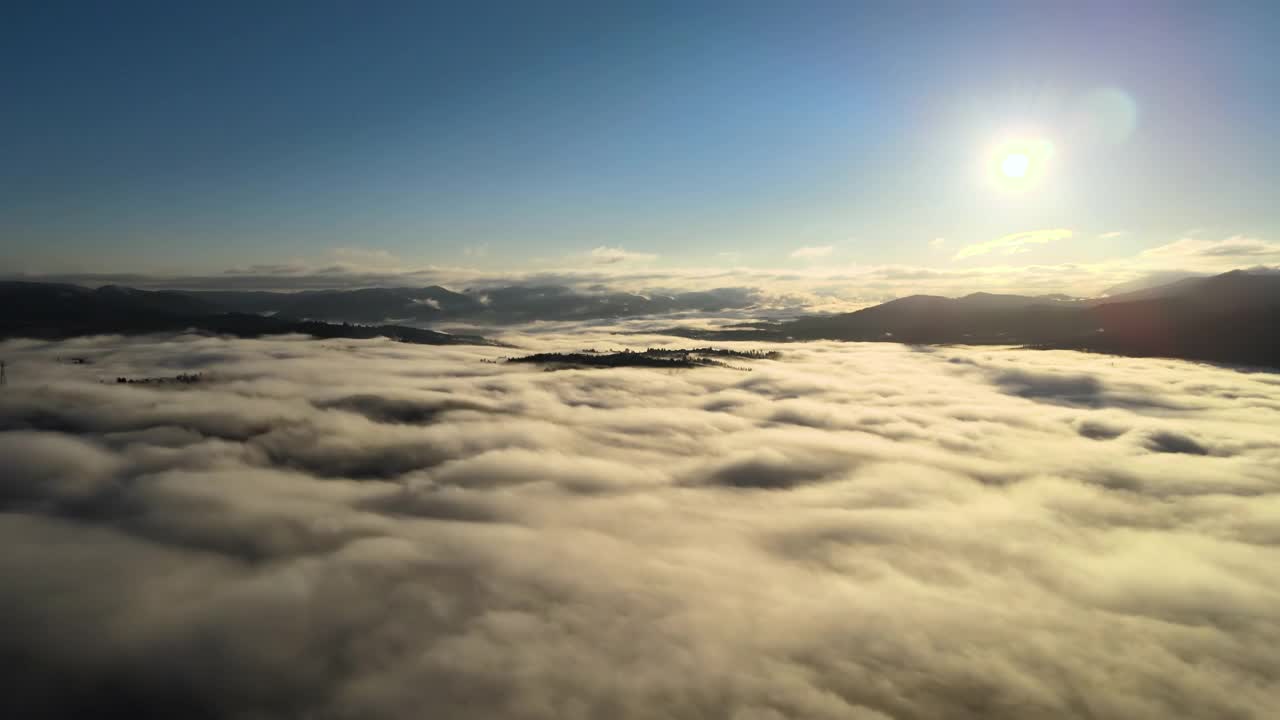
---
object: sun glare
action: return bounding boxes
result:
[988,136,1054,192]
[1001,152,1030,178]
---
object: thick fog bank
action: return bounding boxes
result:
[1,329,1278,719]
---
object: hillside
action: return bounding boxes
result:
[0,282,497,346]
[663,270,1280,367]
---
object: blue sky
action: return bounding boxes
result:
[3,1,1279,289]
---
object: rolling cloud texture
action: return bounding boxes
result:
[2,329,1278,719]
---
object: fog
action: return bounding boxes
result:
[2,329,1278,718]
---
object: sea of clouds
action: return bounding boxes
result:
[2,327,1278,719]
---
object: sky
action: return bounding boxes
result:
[3,1,1279,290]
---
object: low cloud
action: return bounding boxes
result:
[330,246,401,268]
[1143,235,1280,261]
[5,233,1277,315]
[790,245,835,259]
[954,228,1074,260]
[588,246,658,265]
[1,328,1278,718]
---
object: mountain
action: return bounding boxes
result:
[5,282,221,323]
[1085,275,1215,305]
[1098,271,1206,298]
[180,286,481,322]
[182,285,761,325]
[956,292,1080,310]
[751,292,1091,345]
[1076,270,1280,365]
[8,271,1279,366]
[0,282,496,346]
[665,270,1280,367]
[1,280,763,343]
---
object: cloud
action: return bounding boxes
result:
[1097,231,1127,240]
[1,328,1278,719]
[1142,235,1280,261]
[329,246,402,268]
[929,237,947,248]
[953,229,1074,260]
[790,245,835,259]
[588,246,658,265]
[5,233,1276,315]
[220,262,310,276]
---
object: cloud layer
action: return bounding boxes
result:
[7,232,1277,313]
[790,245,835,259]
[2,329,1279,719]
[953,228,1074,260]
[589,246,658,264]
[1142,235,1280,262]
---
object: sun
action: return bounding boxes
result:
[1001,152,1030,178]
[987,136,1054,192]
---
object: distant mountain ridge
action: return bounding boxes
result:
[0,281,497,346]
[179,285,762,325]
[2,279,762,343]
[5,271,1280,367]
[1097,271,1207,298]
[664,270,1280,368]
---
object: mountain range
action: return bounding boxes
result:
[0,282,497,346]
[665,269,1280,367]
[180,285,761,325]
[3,270,1279,367]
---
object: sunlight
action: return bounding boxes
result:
[1001,152,1030,178]
[988,136,1055,192]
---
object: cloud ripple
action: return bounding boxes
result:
[1,330,1278,719]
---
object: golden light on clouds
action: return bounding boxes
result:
[954,228,1074,260]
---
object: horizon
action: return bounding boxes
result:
[3,263,1276,299]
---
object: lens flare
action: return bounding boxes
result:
[1075,87,1138,145]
